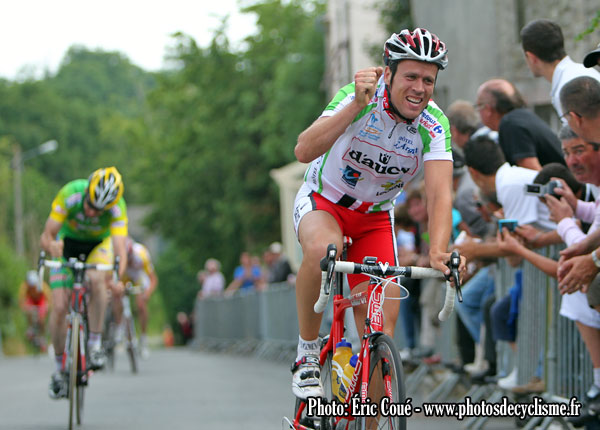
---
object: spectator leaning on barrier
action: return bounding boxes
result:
[497,160,600,400]
[520,19,600,121]
[475,78,564,171]
[263,242,293,285]
[197,258,225,300]
[456,134,556,263]
[558,76,600,296]
[458,135,558,389]
[447,100,497,239]
[224,252,263,297]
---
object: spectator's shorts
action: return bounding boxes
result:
[587,274,600,309]
[293,183,396,289]
[560,290,600,328]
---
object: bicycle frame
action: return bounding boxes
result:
[63,273,89,381]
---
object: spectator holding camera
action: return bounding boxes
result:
[558,77,600,296]
[499,148,600,421]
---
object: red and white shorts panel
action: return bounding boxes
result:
[293,183,397,289]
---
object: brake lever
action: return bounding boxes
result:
[446,250,463,303]
[319,244,337,296]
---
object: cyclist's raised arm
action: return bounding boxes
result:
[295,67,383,163]
[40,218,63,259]
[424,159,455,275]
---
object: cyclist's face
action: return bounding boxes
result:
[83,198,103,218]
[384,60,438,120]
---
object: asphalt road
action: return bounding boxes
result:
[0,347,519,430]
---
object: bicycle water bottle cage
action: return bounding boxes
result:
[362,256,377,265]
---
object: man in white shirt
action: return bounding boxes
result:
[520,19,600,121]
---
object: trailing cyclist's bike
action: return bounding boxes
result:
[103,282,141,373]
[39,252,118,430]
[285,241,462,430]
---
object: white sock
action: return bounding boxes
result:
[55,354,63,373]
[594,368,600,389]
[296,336,319,361]
[140,334,147,346]
[88,332,102,350]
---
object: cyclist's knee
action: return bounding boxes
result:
[302,237,341,264]
[52,300,68,318]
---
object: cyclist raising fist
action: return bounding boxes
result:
[291,28,466,399]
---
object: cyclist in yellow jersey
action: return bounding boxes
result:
[40,167,128,399]
[111,237,158,358]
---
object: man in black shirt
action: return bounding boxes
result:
[475,78,565,171]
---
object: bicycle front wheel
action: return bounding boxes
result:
[355,334,406,430]
[68,315,79,430]
[76,316,86,425]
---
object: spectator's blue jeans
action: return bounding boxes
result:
[456,266,495,343]
[400,292,421,349]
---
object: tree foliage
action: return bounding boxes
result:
[0,0,327,344]
[133,0,326,278]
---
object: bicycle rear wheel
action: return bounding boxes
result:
[354,334,406,430]
[125,317,138,374]
[68,315,79,430]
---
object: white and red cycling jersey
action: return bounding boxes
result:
[302,75,452,214]
[124,242,155,290]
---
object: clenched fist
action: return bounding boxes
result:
[354,67,384,108]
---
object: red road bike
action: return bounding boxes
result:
[285,241,461,430]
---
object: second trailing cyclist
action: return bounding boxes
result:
[41,167,128,399]
[110,237,158,359]
[291,28,465,399]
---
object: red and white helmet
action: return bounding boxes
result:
[384,28,448,70]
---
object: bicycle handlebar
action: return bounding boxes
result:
[37,251,117,291]
[314,245,462,322]
[40,258,115,272]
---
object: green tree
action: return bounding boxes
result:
[134,0,326,285]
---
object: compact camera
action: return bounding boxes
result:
[524,180,563,198]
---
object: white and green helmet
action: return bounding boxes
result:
[384,28,448,70]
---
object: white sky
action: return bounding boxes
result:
[0,0,257,80]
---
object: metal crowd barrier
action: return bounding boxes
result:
[193,278,456,364]
[516,245,592,400]
[462,247,593,430]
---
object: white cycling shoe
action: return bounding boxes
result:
[291,354,324,399]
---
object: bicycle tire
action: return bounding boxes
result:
[68,315,79,430]
[76,315,86,425]
[125,317,138,374]
[354,334,406,430]
[293,349,334,430]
